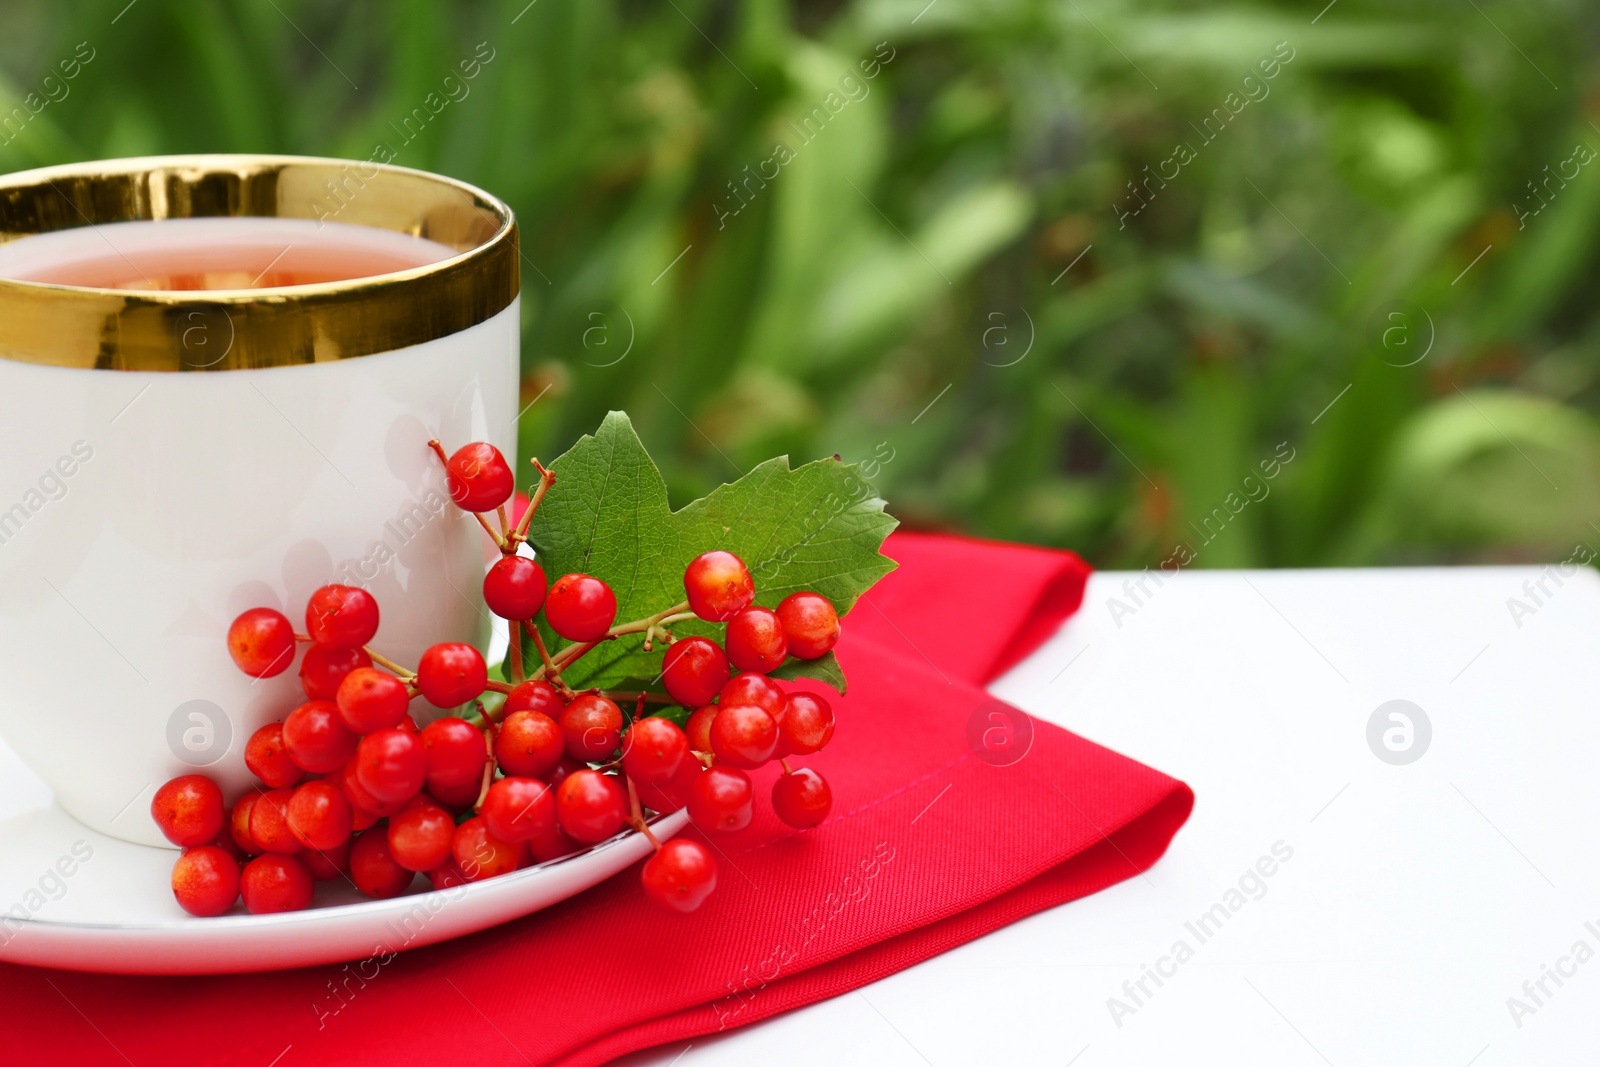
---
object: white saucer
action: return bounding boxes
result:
[0,740,687,975]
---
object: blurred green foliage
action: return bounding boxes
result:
[4,0,1599,567]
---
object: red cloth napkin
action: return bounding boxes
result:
[4,532,1193,1066]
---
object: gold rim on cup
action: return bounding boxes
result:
[0,154,519,372]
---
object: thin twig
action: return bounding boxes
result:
[512,459,556,543]
[365,647,416,680]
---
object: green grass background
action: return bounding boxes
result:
[5,0,1599,569]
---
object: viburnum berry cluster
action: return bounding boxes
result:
[154,439,844,919]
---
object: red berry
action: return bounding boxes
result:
[688,765,753,832]
[495,710,564,778]
[335,667,411,734]
[420,716,488,790]
[504,680,565,717]
[483,555,548,620]
[230,791,263,855]
[559,694,623,762]
[305,584,379,648]
[527,820,582,863]
[725,607,788,674]
[775,591,840,660]
[444,442,514,513]
[543,756,586,792]
[299,644,372,701]
[778,692,836,755]
[555,770,627,843]
[452,817,523,881]
[661,636,729,707]
[482,777,556,843]
[709,704,778,769]
[249,788,302,855]
[282,700,360,774]
[171,845,240,917]
[349,827,416,898]
[622,716,689,785]
[240,854,313,914]
[429,859,471,889]
[426,777,482,812]
[227,607,297,678]
[719,672,785,716]
[544,573,617,641]
[635,751,701,815]
[243,722,304,789]
[204,824,250,865]
[337,755,407,818]
[683,551,754,622]
[286,780,354,852]
[684,705,718,753]
[151,775,224,848]
[354,728,427,804]
[302,839,352,880]
[641,838,717,913]
[388,801,456,873]
[416,642,488,708]
[772,767,832,828]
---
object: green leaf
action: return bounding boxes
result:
[525,411,896,692]
[769,651,846,694]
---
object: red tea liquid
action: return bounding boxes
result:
[0,218,457,290]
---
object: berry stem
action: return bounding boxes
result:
[524,622,563,685]
[507,619,525,684]
[599,690,675,706]
[497,504,511,542]
[471,509,508,551]
[625,775,662,850]
[510,459,556,544]
[364,647,416,681]
[472,726,495,813]
[483,679,515,695]
[780,758,794,774]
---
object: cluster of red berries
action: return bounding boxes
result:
[153,440,843,919]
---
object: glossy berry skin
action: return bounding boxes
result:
[420,716,488,790]
[151,775,224,848]
[335,667,411,734]
[452,817,523,881]
[429,859,471,890]
[560,694,624,763]
[243,722,304,789]
[622,716,689,785]
[388,801,456,873]
[482,777,556,843]
[772,768,832,828]
[355,728,427,804]
[661,636,729,708]
[349,827,416,899]
[684,705,718,753]
[338,756,408,818]
[227,608,297,678]
[709,704,778,769]
[775,591,840,660]
[495,710,564,778]
[230,792,263,855]
[299,644,372,701]
[527,820,582,863]
[416,642,488,708]
[641,838,717,913]
[719,672,785,716]
[305,584,379,649]
[283,700,360,774]
[688,766,754,832]
[426,777,482,812]
[683,551,755,622]
[445,442,515,513]
[635,752,701,815]
[249,789,303,855]
[778,692,836,755]
[286,780,354,852]
[725,607,788,674]
[483,555,548,620]
[171,845,240,917]
[301,839,351,880]
[504,680,565,717]
[240,854,313,914]
[544,573,617,642]
[555,770,627,843]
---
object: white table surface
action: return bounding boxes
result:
[620,566,1600,1067]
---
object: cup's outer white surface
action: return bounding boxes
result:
[0,302,518,846]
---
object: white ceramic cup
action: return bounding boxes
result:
[0,155,519,847]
